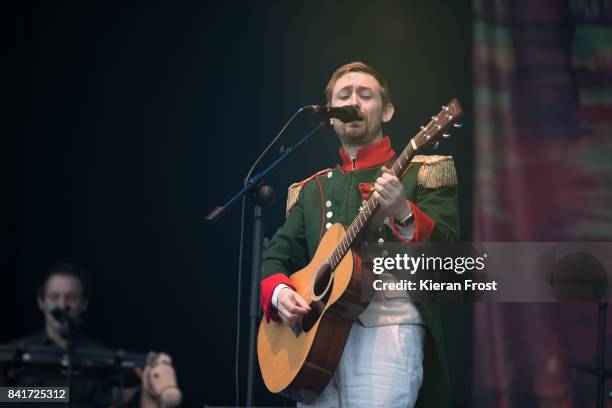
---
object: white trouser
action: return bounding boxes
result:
[298,323,425,408]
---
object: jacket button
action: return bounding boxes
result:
[378,238,385,244]
[327,171,333,179]
[326,200,332,208]
[326,222,332,230]
[326,211,333,218]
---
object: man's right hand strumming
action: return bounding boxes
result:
[276,287,311,327]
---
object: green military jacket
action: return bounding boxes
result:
[262,136,459,408]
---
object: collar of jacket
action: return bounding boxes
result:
[338,135,395,171]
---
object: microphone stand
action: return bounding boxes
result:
[115,350,126,408]
[596,301,608,408]
[205,121,326,407]
[60,319,76,408]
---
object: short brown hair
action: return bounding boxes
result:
[325,61,391,106]
[37,261,91,300]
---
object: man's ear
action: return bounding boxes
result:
[37,296,45,312]
[382,103,395,123]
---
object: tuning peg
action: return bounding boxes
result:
[435,124,442,130]
[425,134,431,140]
[442,105,449,112]
[431,116,438,122]
[442,133,451,138]
[433,141,440,149]
[420,125,427,131]
[446,114,453,120]
[453,123,463,128]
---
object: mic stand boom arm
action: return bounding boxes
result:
[205,121,326,223]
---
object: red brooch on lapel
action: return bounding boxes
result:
[358,183,375,200]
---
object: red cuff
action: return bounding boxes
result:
[260,273,295,323]
[390,200,436,242]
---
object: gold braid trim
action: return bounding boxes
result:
[286,168,332,217]
[411,155,457,189]
[286,183,302,217]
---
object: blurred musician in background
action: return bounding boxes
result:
[1,262,181,408]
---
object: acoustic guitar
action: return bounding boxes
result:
[257,98,464,402]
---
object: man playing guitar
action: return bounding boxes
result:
[260,62,459,408]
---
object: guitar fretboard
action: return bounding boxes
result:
[327,142,417,270]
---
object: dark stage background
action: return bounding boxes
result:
[9,1,473,406]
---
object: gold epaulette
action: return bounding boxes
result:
[411,155,457,189]
[286,168,333,217]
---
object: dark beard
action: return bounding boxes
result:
[344,126,367,142]
[338,121,378,147]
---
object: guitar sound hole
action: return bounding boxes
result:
[301,263,334,333]
[313,263,332,297]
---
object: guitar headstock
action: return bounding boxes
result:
[411,98,463,151]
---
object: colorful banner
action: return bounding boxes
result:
[473,0,612,406]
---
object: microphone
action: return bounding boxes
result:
[303,105,363,123]
[48,304,72,324]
